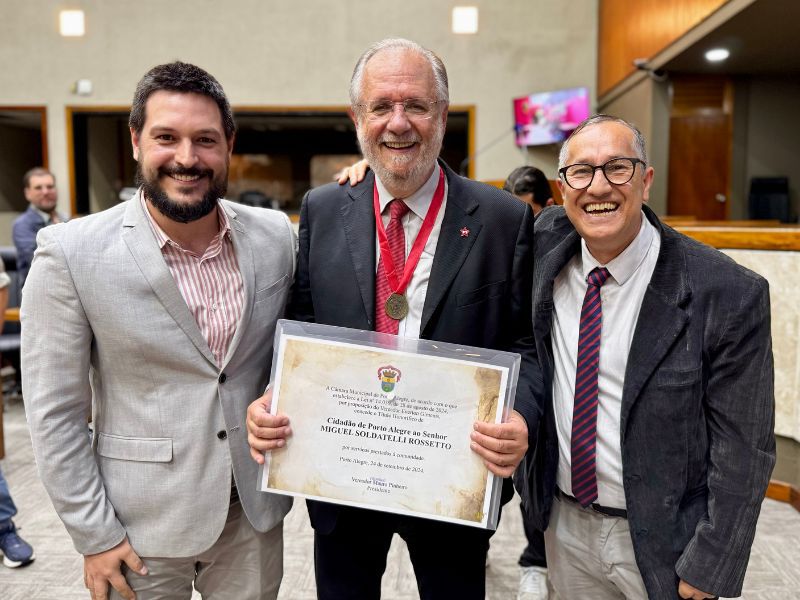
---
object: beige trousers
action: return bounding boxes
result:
[111,500,283,600]
[544,495,648,600]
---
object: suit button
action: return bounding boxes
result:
[219,373,227,383]
[217,430,227,440]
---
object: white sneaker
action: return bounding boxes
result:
[518,565,549,600]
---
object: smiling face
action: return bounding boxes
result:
[557,121,654,263]
[24,174,58,213]
[353,47,447,198]
[131,90,233,223]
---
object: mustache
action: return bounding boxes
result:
[379,135,421,144]
[158,165,213,179]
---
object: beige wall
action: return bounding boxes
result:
[598,76,670,215]
[0,0,598,230]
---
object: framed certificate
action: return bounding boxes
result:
[257,320,521,530]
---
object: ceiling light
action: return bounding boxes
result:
[705,48,730,62]
[60,10,85,37]
[452,7,478,34]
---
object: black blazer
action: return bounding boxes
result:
[516,205,775,598]
[290,161,540,534]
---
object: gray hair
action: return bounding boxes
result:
[349,38,449,106]
[558,114,648,170]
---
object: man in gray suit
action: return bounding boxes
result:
[22,62,295,600]
[516,114,775,600]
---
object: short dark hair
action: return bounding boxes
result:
[23,167,55,188]
[503,166,551,207]
[128,61,236,140]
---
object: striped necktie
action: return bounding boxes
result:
[571,266,610,507]
[375,199,410,334]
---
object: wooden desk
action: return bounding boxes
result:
[675,225,800,251]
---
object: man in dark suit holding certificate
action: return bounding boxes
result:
[247,38,539,599]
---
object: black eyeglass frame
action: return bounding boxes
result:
[558,157,647,190]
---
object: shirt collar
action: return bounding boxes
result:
[580,210,657,286]
[33,206,54,222]
[375,164,441,219]
[139,189,231,252]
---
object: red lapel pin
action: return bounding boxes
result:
[460,227,470,237]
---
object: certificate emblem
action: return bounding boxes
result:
[377,365,402,393]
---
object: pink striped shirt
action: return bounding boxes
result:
[141,196,244,366]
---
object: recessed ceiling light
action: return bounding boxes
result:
[59,10,85,37]
[452,7,478,34]
[705,48,730,62]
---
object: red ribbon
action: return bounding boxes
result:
[373,168,445,295]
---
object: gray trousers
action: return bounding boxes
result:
[544,495,648,600]
[110,500,283,600]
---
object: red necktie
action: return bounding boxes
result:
[375,200,410,334]
[571,267,610,507]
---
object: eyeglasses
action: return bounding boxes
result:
[354,98,445,121]
[558,157,646,190]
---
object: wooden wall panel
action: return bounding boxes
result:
[599,0,729,96]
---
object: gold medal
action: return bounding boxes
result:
[385,293,409,321]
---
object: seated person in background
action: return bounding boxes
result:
[12,167,67,287]
[503,165,554,217]
[0,257,35,569]
[0,465,34,568]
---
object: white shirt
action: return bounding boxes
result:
[34,206,65,224]
[552,212,660,508]
[374,165,448,339]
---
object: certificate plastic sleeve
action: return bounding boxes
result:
[257,319,521,530]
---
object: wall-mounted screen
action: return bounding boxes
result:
[513,87,590,147]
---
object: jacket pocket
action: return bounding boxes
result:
[654,366,701,388]
[96,433,173,462]
[456,280,506,308]
[254,274,290,304]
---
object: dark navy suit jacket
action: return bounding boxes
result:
[516,205,775,599]
[12,206,61,286]
[289,162,540,535]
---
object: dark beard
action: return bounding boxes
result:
[136,164,227,224]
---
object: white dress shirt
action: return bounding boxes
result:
[374,165,448,338]
[552,212,660,508]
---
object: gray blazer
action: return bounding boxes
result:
[516,205,775,598]
[21,194,295,557]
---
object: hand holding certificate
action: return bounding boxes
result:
[252,320,523,530]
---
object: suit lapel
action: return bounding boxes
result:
[342,173,378,322]
[121,195,217,367]
[620,208,691,428]
[420,164,482,334]
[534,216,581,376]
[221,202,253,368]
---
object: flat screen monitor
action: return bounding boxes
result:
[513,87,590,147]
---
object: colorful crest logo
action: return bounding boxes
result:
[377,365,401,393]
